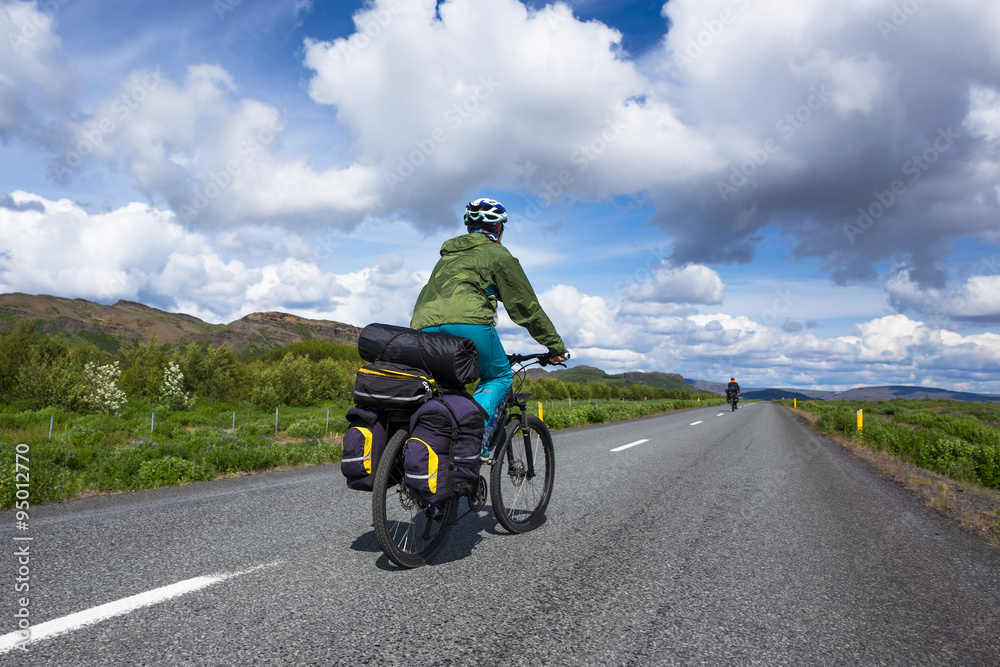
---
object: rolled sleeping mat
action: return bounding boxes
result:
[357,323,479,387]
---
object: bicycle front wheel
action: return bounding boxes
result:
[490,415,554,533]
[372,429,456,569]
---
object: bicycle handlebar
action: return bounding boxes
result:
[507,351,571,368]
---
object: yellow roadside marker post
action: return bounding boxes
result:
[857,409,863,432]
[538,402,544,422]
[794,398,797,408]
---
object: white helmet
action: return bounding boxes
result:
[464,197,507,226]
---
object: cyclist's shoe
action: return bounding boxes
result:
[478,441,490,463]
[430,502,445,523]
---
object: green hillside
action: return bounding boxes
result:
[535,365,698,394]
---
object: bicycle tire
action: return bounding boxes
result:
[372,429,457,568]
[490,415,554,534]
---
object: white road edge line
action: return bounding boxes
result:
[0,561,284,654]
[611,439,649,452]
[689,421,704,426]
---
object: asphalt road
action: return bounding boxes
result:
[2,402,999,665]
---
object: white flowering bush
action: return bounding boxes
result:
[83,361,128,414]
[160,362,189,410]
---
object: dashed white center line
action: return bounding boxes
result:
[611,439,649,452]
[689,421,704,426]
[0,561,283,654]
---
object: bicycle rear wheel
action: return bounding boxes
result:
[490,415,554,533]
[372,429,456,568]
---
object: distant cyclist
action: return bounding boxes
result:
[410,197,568,456]
[726,377,740,407]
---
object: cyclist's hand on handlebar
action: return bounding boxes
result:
[546,349,570,366]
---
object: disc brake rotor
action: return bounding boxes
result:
[507,460,527,487]
[396,484,416,511]
[470,476,488,511]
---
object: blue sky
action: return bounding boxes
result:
[2,0,1000,392]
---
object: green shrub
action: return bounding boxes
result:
[136,456,215,488]
[237,420,276,437]
[0,460,16,509]
[287,418,325,438]
[248,366,282,410]
[329,415,349,434]
[817,407,857,435]
[543,408,587,430]
[150,420,185,439]
[67,423,118,447]
[118,337,166,400]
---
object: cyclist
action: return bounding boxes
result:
[726,377,740,407]
[410,197,568,457]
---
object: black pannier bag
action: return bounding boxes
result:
[357,323,479,388]
[403,394,487,504]
[352,362,436,411]
[341,407,389,491]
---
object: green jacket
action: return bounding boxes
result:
[411,233,565,352]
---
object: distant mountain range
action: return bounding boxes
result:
[739,388,819,402]
[0,293,361,354]
[684,378,1000,403]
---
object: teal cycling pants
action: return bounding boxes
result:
[420,324,513,421]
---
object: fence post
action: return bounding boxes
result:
[326,409,330,434]
[232,411,236,432]
[275,407,279,435]
[151,411,155,434]
[49,414,54,441]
